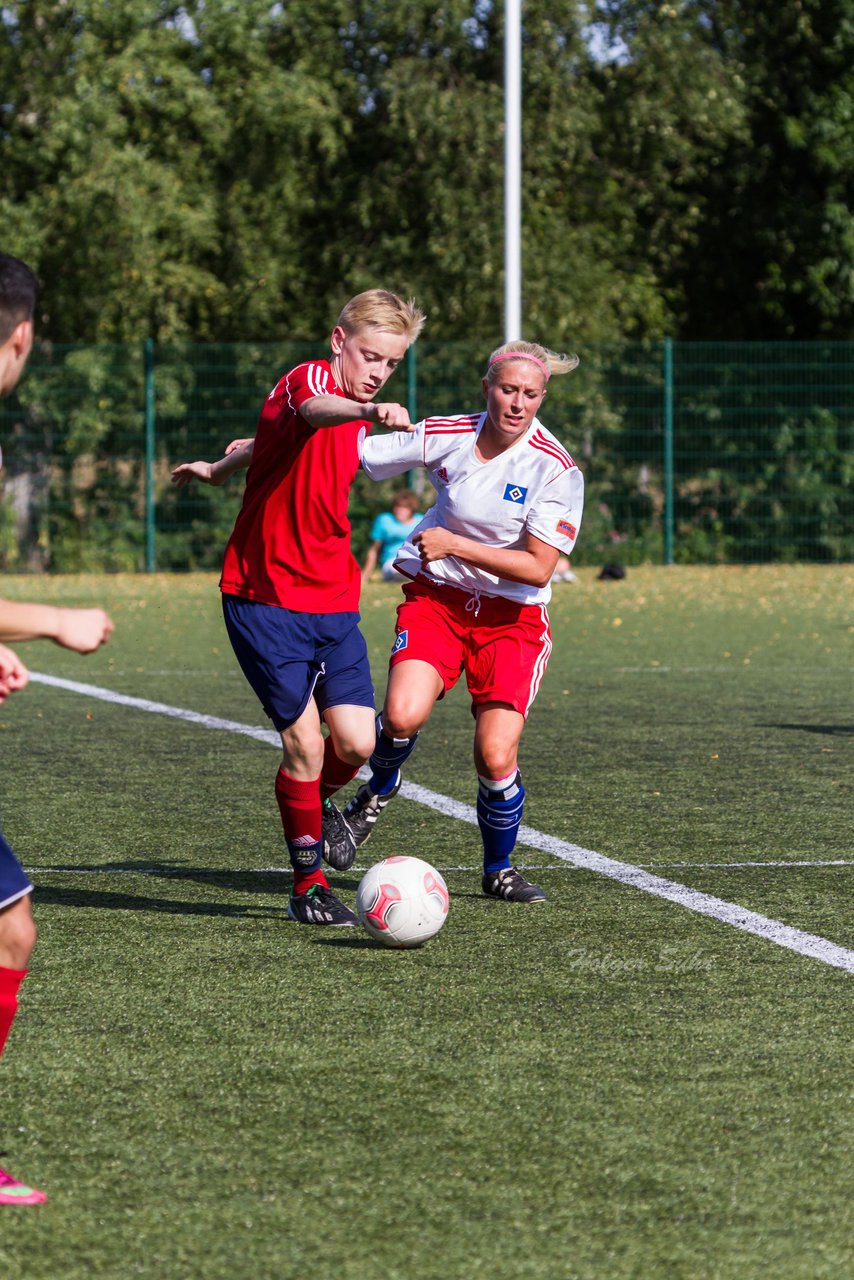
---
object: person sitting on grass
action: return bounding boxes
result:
[361,489,422,583]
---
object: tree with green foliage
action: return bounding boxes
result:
[684,0,854,339]
[591,0,854,339]
[1,1,851,572]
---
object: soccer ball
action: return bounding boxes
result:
[356,855,450,949]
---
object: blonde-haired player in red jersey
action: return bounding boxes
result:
[172,290,424,925]
[342,340,584,904]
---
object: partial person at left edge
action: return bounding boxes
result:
[0,252,114,1205]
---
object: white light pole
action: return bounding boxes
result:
[504,0,522,341]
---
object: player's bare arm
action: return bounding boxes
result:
[301,395,413,432]
[0,643,28,702]
[362,540,381,582]
[414,529,560,588]
[0,600,114,653]
[171,440,255,488]
[171,460,214,487]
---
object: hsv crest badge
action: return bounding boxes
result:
[503,483,528,504]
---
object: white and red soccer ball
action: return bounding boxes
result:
[356,855,450,949]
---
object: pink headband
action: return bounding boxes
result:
[488,351,550,380]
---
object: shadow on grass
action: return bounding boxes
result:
[763,723,853,736]
[35,858,358,884]
[30,859,365,918]
[311,935,386,949]
[33,882,288,919]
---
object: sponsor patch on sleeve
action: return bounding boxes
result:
[557,518,577,540]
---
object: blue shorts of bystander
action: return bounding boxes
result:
[0,830,32,912]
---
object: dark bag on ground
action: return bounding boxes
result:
[597,563,626,580]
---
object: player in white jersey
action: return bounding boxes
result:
[342,340,584,904]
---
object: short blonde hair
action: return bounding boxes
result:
[336,290,426,344]
[485,340,579,384]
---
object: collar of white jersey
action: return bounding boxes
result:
[473,412,545,448]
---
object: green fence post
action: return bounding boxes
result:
[406,342,418,490]
[144,338,156,573]
[663,337,674,566]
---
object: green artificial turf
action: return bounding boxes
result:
[0,566,851,1278]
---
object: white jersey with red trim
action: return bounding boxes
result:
[360,411,584,604]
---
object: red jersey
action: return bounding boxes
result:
[220,359,369,613]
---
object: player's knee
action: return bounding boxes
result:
[0,898,37,969]
[354,732,376,764]
[476,746,518,781]
[381,692,429,741]
[326,708,376,765]
[281,724,325,777]
[334,735,373,767]
[382,706,421,741]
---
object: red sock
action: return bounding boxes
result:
[319,737,360,802]
[0,966,26,1057]
[274,769,327,895]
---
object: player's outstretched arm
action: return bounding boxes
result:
[171,460,214,487]
[302,396,413,432]
[53,608,115,653]
[372,403,414,431]
[0,600,114,653]
[171,440,255,488]
[0,643,29,702]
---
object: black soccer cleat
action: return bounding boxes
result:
[481,866,547,904]
[322,798,357,870]
[287,884,359,926]
[342,775,401,848]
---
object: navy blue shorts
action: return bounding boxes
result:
[222,595,375,731]
[0,828,32,912]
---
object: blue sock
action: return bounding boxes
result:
[369,714,419,795]
[477,772,525,874]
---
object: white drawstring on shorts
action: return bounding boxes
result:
[465,590,482,618]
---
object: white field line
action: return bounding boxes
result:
[30,672,281,745]
[29,672,854,974]
[638,861,854,868]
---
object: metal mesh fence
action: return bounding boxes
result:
[0,339,850,571]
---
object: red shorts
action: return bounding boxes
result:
[389,578,552,717]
